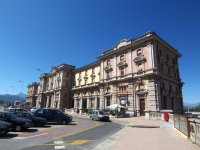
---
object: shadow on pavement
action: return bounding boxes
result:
[23,128,38,132]
[0,133,18,139]
[34,125,51,128]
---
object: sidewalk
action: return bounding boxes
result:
[109,117,199,150]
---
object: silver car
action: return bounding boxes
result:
[90,110,110,121]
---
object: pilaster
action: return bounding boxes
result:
[112,84,117,104]
[128,82,134,111]
[147,79,160,111]
[99,86,104,110]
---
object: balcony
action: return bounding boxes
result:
[104,65,113,72]
[77,77,82,81]
[133,55,146,63]
[83,76,88,80]
[117,61,127,68]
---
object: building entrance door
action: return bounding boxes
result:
[140,99,145,116]
[82,99,87,113]
[106,97,110,107]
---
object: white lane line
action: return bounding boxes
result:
[54,141,64,144]
[12,133,48,140]
[54,145,65,149]
[12,137,27,140]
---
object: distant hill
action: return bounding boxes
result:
[0,93,26,103]
[184,102,200,108]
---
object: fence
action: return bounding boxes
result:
[189,118,200,145]
[174,114,190,137]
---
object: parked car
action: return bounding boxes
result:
[33,108,72,125]
[90,110,110,121]
[0,111,32,132]
[0,120,12,135]
[5,108,24,112]
[30,107,38,113]
[13,112,47,127]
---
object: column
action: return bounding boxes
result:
[100,61,104,82]
[99,86,104,110]
[128,82,134,111]
[112,84,117,104]
[74,98,77,109]
[46,96,49,108]
[127,51,132,77]
[136,95,140,116]
[87,97,90,110]
[94,96,98,109]
[112,55,117,80]
[80,97,83,114]
[147,79,160,111]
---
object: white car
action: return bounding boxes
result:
[90,110,110,121]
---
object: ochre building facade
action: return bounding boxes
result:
[27,32,184,116]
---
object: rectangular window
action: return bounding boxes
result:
[107,60,111,66]
[119,86,127,92]
[120,55,125,61]
[57,79,61,87]
[106,72,111,79]
[138,63,143,72]
[120,68,125,76]
[137,49,142,56]
[91,77,95,83]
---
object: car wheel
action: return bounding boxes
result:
[62,120,67,125]
[15,125,22,132]
[91,117,94,120]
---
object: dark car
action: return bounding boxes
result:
[33,108,72,125]
[14,112,47,127]
[0,120,12,135]
[0,111,32,132]
[5,108,25,112]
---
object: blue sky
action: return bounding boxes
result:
[0,0,199,103]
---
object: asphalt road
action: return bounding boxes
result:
[0,118,124,150]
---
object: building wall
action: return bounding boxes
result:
[72,32,183,116]
[35,64,75,110]
[27,32,183,116]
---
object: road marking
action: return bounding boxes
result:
[12,137,27,140]
[54,140,65,149]
[51,121,99,140]
[54,145,65,149]
[70,140,93,145]
[54,141,64,144]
